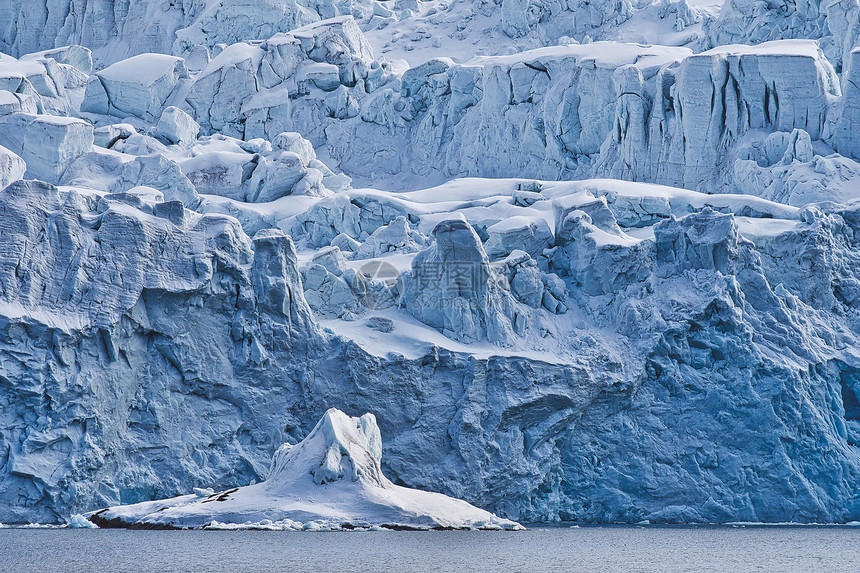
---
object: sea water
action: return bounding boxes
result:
[2,525,859,572]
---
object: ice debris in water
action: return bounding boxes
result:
[67,514,97,528]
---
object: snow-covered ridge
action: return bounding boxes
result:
[84,408,522,530]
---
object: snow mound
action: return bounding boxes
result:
[84,408,522,531]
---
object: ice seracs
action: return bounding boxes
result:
[82,54,189,122]
[84,409,522,531]
[11,18,857,205]
[154,106,200,146]
[0,144,25,189]
[0,113,93,182]
[404,215,522,345]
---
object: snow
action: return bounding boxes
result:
[84,409,522,530]
[701,39,828,58]
[97,54,186,85]
[465,42,693,70]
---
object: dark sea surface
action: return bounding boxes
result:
[1,524,858,572]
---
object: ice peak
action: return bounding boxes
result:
[266,409,388,491]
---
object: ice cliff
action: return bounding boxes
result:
[3,2,860,527]
[710,0,860,70]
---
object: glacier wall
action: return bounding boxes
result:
[0,0,359,65]
[3,172,860,524]
[6,11,859,202]
[0,178,322,522]
[499,0,634,41]
[710,0,860,70]
[597,40,843,190]
[0,0,724,69]
[4,6,860,527]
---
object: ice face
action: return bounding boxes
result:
[709,0,860,69]
[64,23,845,203]
[1,173,860,525]
[403,216,520,345]
[0,52,89,116]
[14,21,848,204]
[82,54,189,122]
[0,0,362,67]
[154,106,200,146]
[266,409,386,488]
[0,144,25,189]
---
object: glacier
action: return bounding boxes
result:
[2,0,860,527]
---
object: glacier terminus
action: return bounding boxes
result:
[2,0,860,529]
